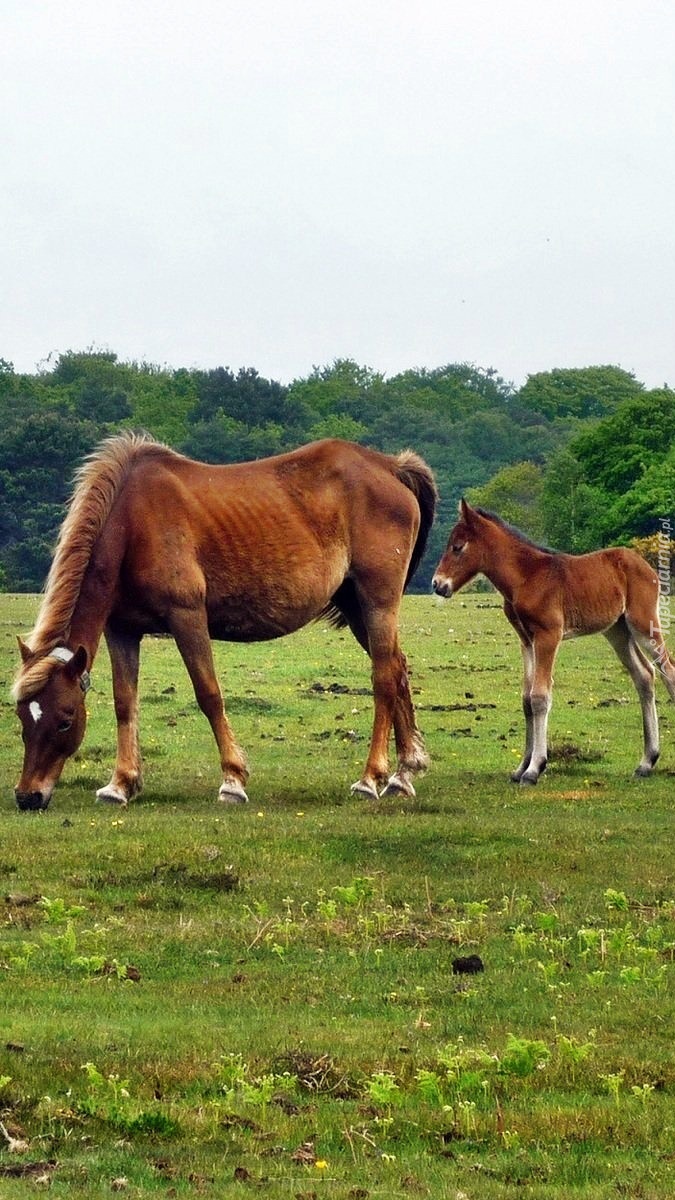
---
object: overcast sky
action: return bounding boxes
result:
[2,1,674,388]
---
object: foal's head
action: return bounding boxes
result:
[432,499,488,598]
[13,643,90,811]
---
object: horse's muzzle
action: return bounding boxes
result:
[432,576,453,598]
[15,789,51,812]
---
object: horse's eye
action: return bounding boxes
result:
[452,542,466,555]
[57,719,73,734]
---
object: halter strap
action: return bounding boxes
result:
[50,646,91,693]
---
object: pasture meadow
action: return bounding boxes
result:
[0,592,673,1199]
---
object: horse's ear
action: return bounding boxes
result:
[65,646,89,679]
[17,637,32,663]
[459,498,474,523]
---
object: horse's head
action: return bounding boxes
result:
[13,642,90,811]
[432,499,485,598]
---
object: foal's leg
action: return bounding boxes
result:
[168,608,249,803]
[96,627,143,805]
[510,640,535,783]
[605,618,659,776]
[519,631,561,785]
[624,608,675,704]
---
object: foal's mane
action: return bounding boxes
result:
[13,433,172,699]
[473,507,554,555]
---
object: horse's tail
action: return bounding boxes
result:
[393,450,438,588]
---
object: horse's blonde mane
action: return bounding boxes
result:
[13,432,173,701]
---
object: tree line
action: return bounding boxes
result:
[1,351,673,592]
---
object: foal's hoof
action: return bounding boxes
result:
[381,772,416,799]
[350,779,379,801]
[95,785,129,806]
[218,780,249,804]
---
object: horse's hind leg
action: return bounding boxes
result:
[339,585,426,800]
[363,620,419,799]
[168,608,249,803]
[381,649,430,798]
[96,627,143,806]
[624,601,675,703]
[605,617,659,776]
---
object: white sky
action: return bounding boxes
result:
[2,0,675,388]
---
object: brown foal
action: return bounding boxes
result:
[433,500,675,784]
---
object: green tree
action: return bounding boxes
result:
[306,413,368,442]
[572,389,675,492]
[540,387,675,550]
[287,358,386,424]
[540,449,607,551]
[608,448,675,539]
[0,408,100,589]
[468,462,545,540]
[518,366,643,421]
[189,366,304,431]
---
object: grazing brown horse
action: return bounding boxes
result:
[13,434,437,810]
[433,500,675,784]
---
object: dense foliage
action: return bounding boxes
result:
[1,351,672,591]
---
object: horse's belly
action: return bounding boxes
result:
[206,591,328,642]
[208,611,305,642]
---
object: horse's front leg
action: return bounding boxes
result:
[96,627,143,805]
[168,607,249,803]
[510,641,535,783]
[519,631,560,785]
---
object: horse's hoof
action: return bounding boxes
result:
[350,779,379,801]
[634,765,653,778]
[381,772,416,799]
[96,785,129,806]
[510,771,523,783]
[519,773,538,786]
[218,781,249,804]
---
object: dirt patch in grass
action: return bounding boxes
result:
[271,1050,359,1098]
[548,740,605,763]
[304,681,371,697]
[84,864,240,894]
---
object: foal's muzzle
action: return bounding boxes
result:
[432,576,453,598]
[15,789,51,812]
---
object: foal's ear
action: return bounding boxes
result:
[459,497,475,523]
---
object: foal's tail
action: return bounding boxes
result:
[393,450,439,588]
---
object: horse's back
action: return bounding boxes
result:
[558,545,659,635]
[106,439,423,638]
[121,439,421,552]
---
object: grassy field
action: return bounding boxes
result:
[0,592,673,1198]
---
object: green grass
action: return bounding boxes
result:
[0,592,673,1198]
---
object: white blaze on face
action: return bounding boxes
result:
[29,701,43,724]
